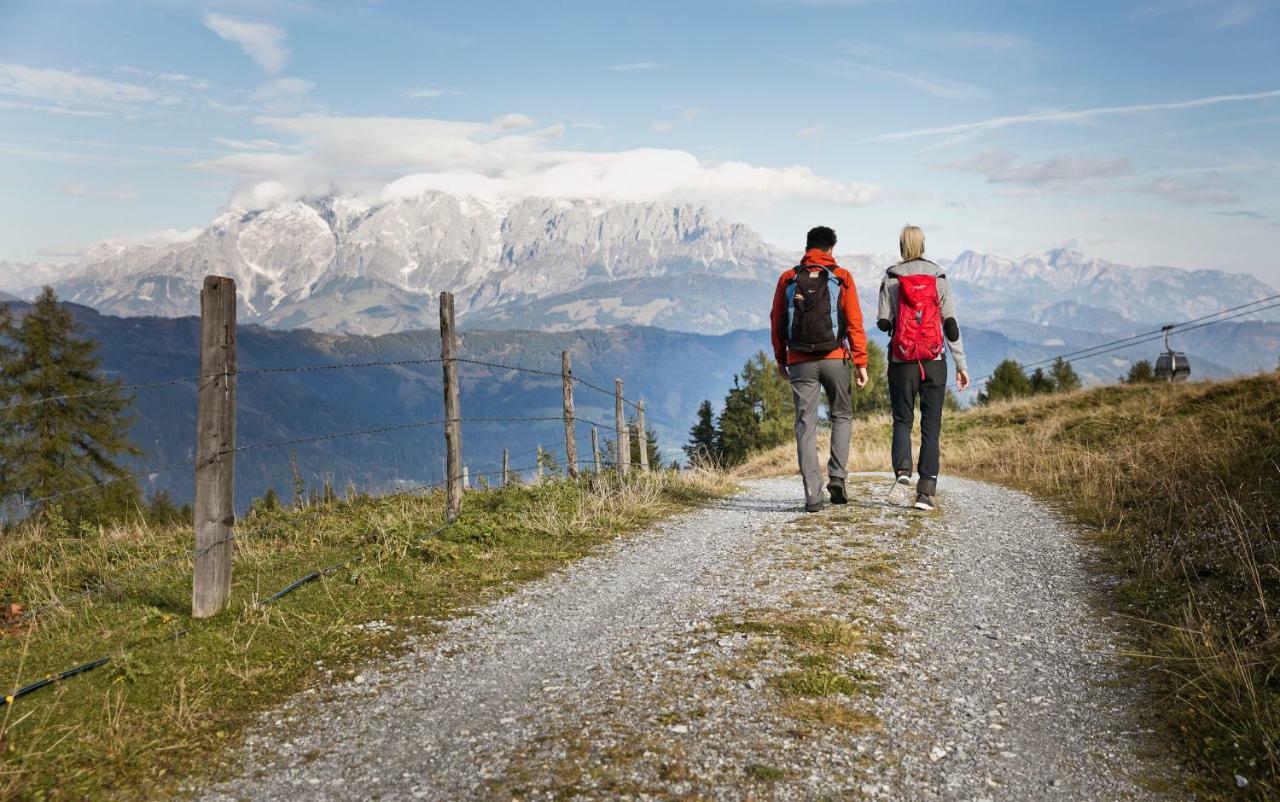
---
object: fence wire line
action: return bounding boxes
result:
[11,443,591,627]
[5,449,635,704]
[970,295,1280,389]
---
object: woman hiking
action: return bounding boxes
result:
[876,225,970,511]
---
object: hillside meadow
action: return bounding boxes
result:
[744,372,1280,798]
[0,469,733,800]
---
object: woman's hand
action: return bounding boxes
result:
[956,370,970,391]
[854,364,869,388]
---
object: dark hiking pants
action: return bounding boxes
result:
[789,359,852,506]
[888,359,947,496]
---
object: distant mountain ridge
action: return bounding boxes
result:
[3,190,1270,337]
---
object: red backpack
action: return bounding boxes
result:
[892,273,944,370]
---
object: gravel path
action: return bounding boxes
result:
[200,475,1186,801]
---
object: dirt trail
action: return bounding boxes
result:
[201,476,1185,801]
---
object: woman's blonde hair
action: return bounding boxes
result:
[899,225,925,261]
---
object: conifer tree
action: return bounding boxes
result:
[684,399,721,465]
[1,288,141,519]
[1050,357,1082,392]
[0,302,17,499]
[850,340,890,417]
[977,359,1032,405]
[1029,366,1057,395]
[1125,360,1155,384]
[716,375,763,466]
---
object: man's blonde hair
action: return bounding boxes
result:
[899,225,925,261]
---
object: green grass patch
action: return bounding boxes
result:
[746,763,785,781]
[0,470,734,800]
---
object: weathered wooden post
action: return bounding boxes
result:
[561,351,578,478]
[536,446,544,483]
[440,292,463,522]
[615,379,629,476]
[462,466,470,489]
[193,276,237,618]
[591,426,601,474]
[502,447,510,487]
[636,399,650,473]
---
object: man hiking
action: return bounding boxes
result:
[770,226,869,513]
[877,225,970,511]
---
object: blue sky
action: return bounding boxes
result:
[1,0,1278,282]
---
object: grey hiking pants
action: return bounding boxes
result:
[788,359,852,505]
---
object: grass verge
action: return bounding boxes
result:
[0,469,734,800]
[741,372,1280,798]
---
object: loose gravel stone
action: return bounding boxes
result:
[199,475,1188,801]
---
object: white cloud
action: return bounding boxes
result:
[828,60,987,101]
[865,88,1280,142]
[214,136,288,149]
[250,77,315,100]
[493,112,536,130]
[405,87,460,99]
[61,183,139,200]
[0,63,157,106]
[1142,176,1240,205]
[946,150,1131,186]
[195,113,880,210]
[0,99,112,117]
[203,13,290,74]
[649,121,675,133]
[608,61,666,71]
[797,124,824,139]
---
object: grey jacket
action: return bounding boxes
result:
[876,258,968,374]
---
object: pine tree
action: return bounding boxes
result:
[1028,367,1057,395]
[716,375,763,466]
[0,288,141,519]
[850,340,890,417]
[628,424,661,468]
[739,352,792,448]
[684,399,721,466]
[1051,357,1081,392]
[0,302,18,501]
[1125,360,1155,384]
[977,359,1032,405]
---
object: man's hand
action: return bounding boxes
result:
[956,370,970,392]
[777,363,790,381]
[854,364,869,388]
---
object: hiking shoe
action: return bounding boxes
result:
[805,500,825,513]
[913,493,936,511]
[827,481,848,505]
[887,475,914,506]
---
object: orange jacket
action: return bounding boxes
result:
[770,249,868,368]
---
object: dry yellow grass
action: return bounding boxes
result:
[739,373,1280,798]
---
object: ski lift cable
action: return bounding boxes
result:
[970,297,1280,390]
[971,294,1280,386]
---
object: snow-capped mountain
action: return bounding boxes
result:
[2,194,795,335]
[0,190,1274,336]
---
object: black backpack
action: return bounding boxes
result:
[781,265,847,353]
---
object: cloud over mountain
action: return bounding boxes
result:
[197,114,881,210]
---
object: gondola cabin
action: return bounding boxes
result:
[1154,325,1191,382]
[1154,350,1191,382]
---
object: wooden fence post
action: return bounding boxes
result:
[193,275,237,619]
[536,446,544,483]
[502,447,510,487]
[440,292,463,522]
[462,466,469,489]
[615,379,629,475]
[637,399,650,473]
[561,351,578,478]
[591,426,601,474]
